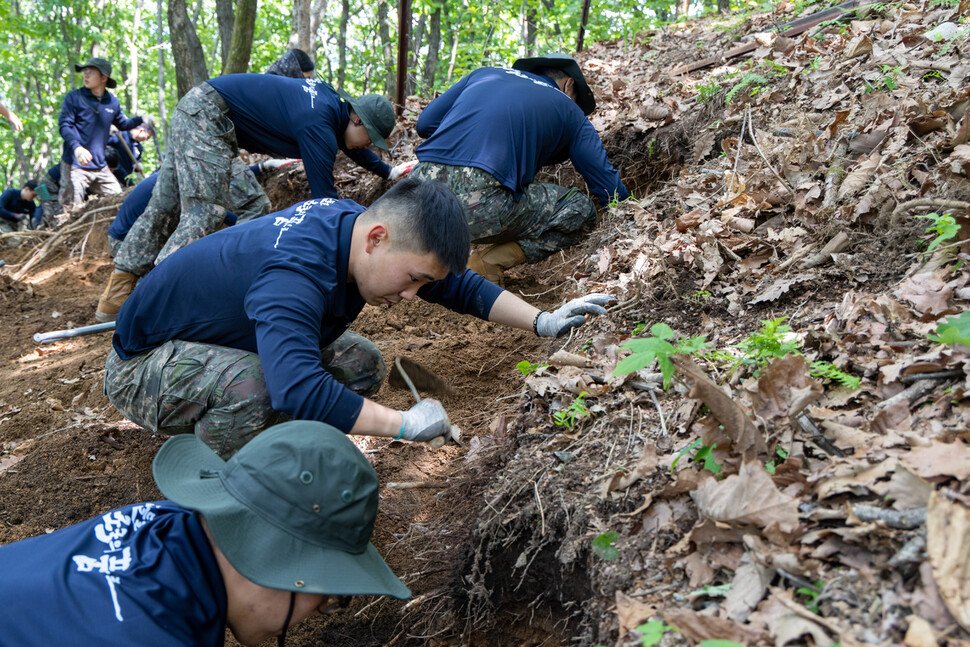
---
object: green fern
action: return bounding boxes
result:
[725,73,770,103]
[810,361,861,390]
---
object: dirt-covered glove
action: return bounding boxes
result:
[534,293,613,338]
[399,399,451,443]
[389,160,418,181]
[260,158,300,172]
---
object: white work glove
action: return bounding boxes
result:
[260,158,300,171]
[389,160,418,181]
[535,293,613,338]
[398,399,451,443]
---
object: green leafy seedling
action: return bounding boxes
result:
[516,360,548,376]
[810,361,861,390]
[592,531,619,561]
[689,582,732,597]
[614,323,710,389]
[796,579,825,614]
[764,446,789,475]
[693,442,721,474]
[634,620,677,646]
[553,391,590,430]
[929,311,970,347]
[631,321,648,336]
[915,211,960,254]
[672,438,702,470]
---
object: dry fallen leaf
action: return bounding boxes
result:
[926,492,970,631]
[691,461,800,533]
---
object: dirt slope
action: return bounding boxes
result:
[2,2,970,646]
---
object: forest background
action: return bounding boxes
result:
[0,0,735,186]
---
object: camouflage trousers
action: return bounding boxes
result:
[409,162,597,263]
[38,171,62,227]
[104,331,387,459]
[59,162,122,212]
[113,83,270,276]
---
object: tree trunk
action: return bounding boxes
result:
[157,0,170,149]
[289,0,311,52]
[717,0,730,12]
[446,0,466,84]
[420,6,440,95]
[378,0,394,95]
[522,0,538,56]
[336,0,350,90]
[168,0,209,98]
[407,12,425,95]
[680,0,691,18]
[309,0,327,56]
[223,0,257,74]
[215,0,234,68]
[129,0,143,114]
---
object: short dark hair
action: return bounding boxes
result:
[24,179,38,190]
[362,177,470,275]
[104,146,120,169]
[531,66,568,82]
[291,49,315,72]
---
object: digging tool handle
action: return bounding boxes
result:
[34,321,116,344]
[111,127,146,180]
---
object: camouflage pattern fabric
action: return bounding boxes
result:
[39,171,62,226]
[104,331,386,459]
[108,235,122,257]
[409,161,597,263]
[227,158,271,223]
[113,84,269,276]
[59,164,122,211]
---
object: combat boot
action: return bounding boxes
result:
[95,272,138,322]
[467,242,527,285]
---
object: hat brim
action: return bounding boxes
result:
[74,63,118,89]
[339,91,390,152]
[512,56,595,116]
[153,435,411,600]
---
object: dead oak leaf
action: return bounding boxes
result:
[664,607,768,645]
[894,270,954,317]
[927,492,970,632]
[691,461,800,533]
[900,440,970,480]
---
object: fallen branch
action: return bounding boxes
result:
[384,481,448,489]
[746,105,794,195]
[852,504,926,529]
[875,379,939,409]
[800,232,850,269]
[891,198,969,220]
[900,369,964,384]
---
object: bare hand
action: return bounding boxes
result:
[389,160,418,181]
[74,146,93,166]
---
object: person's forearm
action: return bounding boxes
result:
[350,398,406,438]
[487,290,541,333]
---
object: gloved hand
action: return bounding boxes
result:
[389,160,418,181]
[535,293,613,338]
[140,115,155,129]
[399,399,451,443]
[260,158,300,171]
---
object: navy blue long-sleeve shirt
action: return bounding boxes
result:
[59,87,143,169]
[113,198,502,432]
[0,188,41,224]
[206,75,391,199]
[108,131,143,184]
[415,67,628,206]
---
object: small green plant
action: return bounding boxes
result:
[634,620,678,646]
[516,360,548,376]
[915,211,960,254]
[808,54,823,70]
[647,138,657,156]
[613,323,710,389]
[879,64,902,90]
[687,289,712,303]
[929,311,970,347]
[697,77,721,104]
[553,391,590,430]
[725,72,771,103]
[672,438,702,470]
[810,361,861,390]
[631,321,648,336]
[764,446,790,475]
[591,531,619,561]
[735,318,801,369]
[689,582,732,597]
[693,442,722,474]
[796,579,826,614]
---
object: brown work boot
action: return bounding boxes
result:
[474,242,527,285]
[95,272,138,322]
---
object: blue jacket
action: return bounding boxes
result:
[0,188,41,224]
[108,131,143,185]
[207,75,391,199]
[0,502,227,646]
[59,87,142,170]
[416,67,628,206]
[107,165,260,242]
[113,198,502,432]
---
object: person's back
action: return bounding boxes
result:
[0,501,227,646]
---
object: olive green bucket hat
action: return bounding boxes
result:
[512,53,595,116]
[152,420,411,599]
[339,92,395,151]
[75,57,118,89]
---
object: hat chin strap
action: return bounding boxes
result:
[277,591,296,647]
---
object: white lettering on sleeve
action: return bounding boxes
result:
[273,198,336,248]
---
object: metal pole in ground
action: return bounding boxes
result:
[34,321,116,344]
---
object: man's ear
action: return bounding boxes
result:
[364,223,388,253]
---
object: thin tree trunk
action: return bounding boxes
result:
[378,0,394,95]
[309,0,327,56]
[446,0,467,84]
[215,0,234,68]
[157,0,169,149]
[523,0,538,56]
[336,0,350,90]
[129,0,143,114]
[717,0,729,12]
[289,0,311,52]
[223,0,257,74]
[407,12,425,95]
[421,7,440,95]
[168,0,209,98]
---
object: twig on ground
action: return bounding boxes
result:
[900,369,964,384]
[746,105,795,195]
[851,504,926,530]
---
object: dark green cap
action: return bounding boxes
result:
[75,57,117,89]
[341,92,395,151]
[152,420,411,599]
[512,53,595,116]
